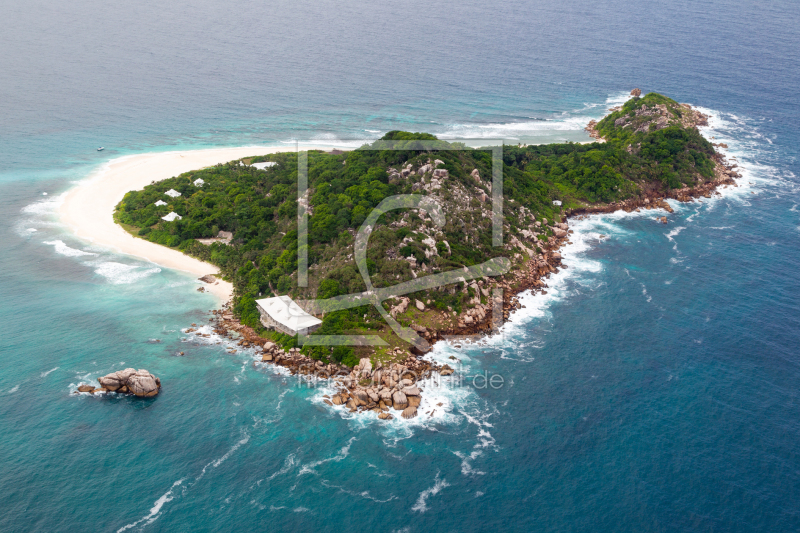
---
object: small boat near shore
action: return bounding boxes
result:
[97,147,104,151]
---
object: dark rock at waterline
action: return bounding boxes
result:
[409,344,431,356]
[402,406,418,419]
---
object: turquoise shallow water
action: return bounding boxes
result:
[2,0,800,531]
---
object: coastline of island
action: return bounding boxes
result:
[63,91,745,420]
[179,135,741,420]
[59,144,334,302]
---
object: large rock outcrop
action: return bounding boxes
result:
[96,368,161,397]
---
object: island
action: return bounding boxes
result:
[112,91,740,418]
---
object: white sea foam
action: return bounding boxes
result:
[292,133,370,149]
[436,92,629,142]
[7,385,19,394]
[297,436,356,476]
[211,431,250,468]
[694,105,790,207]
[194,429,252,484]
[15,194,67,235]
[87,261,161,284]
[641,284,652,303]
[411,472,450,512]
[604,91,635,107]
[117,478,184,532]
[21,192,66,216]
[320,480,398,503]
[44,240,98,257]
[265,453,296,482]
[454,450,485,476]
[478,214,613,342]
[665,226,686,242]
[40,367,59,378]
[310,359,472,433]
[439,115,593,140]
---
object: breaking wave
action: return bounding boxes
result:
[87,261,162,285]
[411,472,450,512]
[44,240,97,257]
[117,479,184,532]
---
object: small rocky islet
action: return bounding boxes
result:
[74,368,161,397]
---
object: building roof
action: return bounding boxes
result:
[255,295,322,332]
[162,211,182,221]
[165,189,182,197]
[193,178,204,186]
[252,161,277,170]
[155,200,167,206]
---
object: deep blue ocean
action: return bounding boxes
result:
[2,1,799,531]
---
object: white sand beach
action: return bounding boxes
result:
[60,144,331,302]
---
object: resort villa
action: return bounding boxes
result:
[255,296,322,336]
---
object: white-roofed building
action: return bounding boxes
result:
[155,200,167,206]
[255,296,322,336]
[252,161,278,170]
[552,200,562,206]
[165,189,182,198]
[193,178,204,187]
[162,212,182,222]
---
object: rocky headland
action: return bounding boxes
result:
[187,310,455,420]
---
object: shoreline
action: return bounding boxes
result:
[60,104,743,420]
[168,105,744,422]
[59,144,334,302]
[189,149,741,421]
[412,114,741,344]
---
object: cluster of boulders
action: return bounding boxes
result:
[208,309,350,377]
[389,158,454,194]
[324,358,452,420]
[75,368,161,397]
[585,120,603,140]
[260,342,349,378]
[390,297,410,318]
[206,310,453,419]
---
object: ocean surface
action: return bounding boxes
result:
[1,0,800,531]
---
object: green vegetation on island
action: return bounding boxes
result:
[115,92,716,365]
